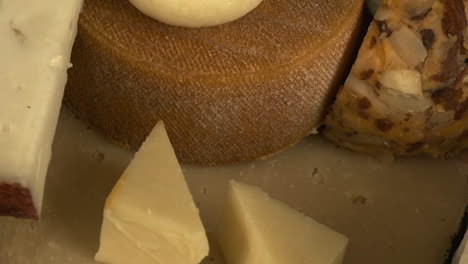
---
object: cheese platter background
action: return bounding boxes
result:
[0,107,466,264]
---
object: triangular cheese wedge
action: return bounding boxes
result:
[95,122,209,264]
[219,180,348,264]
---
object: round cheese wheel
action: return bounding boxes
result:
[129,0,264,28]
[65,0,364,164]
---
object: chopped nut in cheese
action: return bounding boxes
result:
[95,122,209,264]
[0,0,82,219]
[324,0,468,158]
[219,180,349,264]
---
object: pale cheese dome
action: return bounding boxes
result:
[130,0,264,28]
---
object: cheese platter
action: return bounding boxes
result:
[0,0,467,263]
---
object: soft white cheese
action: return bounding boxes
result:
[219,180,349,264]
[129,0,263,28]
[0,0,82,216]
[95,122,209,264]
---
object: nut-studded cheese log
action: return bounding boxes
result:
[324,0,468,158]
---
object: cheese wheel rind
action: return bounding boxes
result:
[129,0,264,28]
[66,0,364,164]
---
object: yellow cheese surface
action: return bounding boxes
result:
[95,122,208,264]
[219,180,349,264]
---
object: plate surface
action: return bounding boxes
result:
[0,107,467,264]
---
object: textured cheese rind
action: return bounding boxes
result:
[219,180,349,264]
[95,122,209,264]
[0,0,82,217]
[324,0,468,158]
[65,0,364,164]
[130,0,263,28]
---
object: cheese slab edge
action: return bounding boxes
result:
[95,121,209,264]
[219,180,349,264]
[0,0,83,219]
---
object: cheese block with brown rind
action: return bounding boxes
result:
[65,0,364,164]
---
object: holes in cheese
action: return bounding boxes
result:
[219,180,349,264]
[95,122,209,264]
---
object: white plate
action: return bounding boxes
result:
[0,107,467,264]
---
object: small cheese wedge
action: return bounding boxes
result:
[0,0,83,219]
[95,122,209,264]
[219,180,349,264]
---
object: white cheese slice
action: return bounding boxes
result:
[0,0,83,219]
[453,229,468,264]
[95,122,209,264]
[219,180,349,264]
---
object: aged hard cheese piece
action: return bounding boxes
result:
[95,122,209,264]
[0,0,82,219]
[130,0,263,28]
[65,0,364,164]
[219,180,349,264]
[324,0,468,158]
